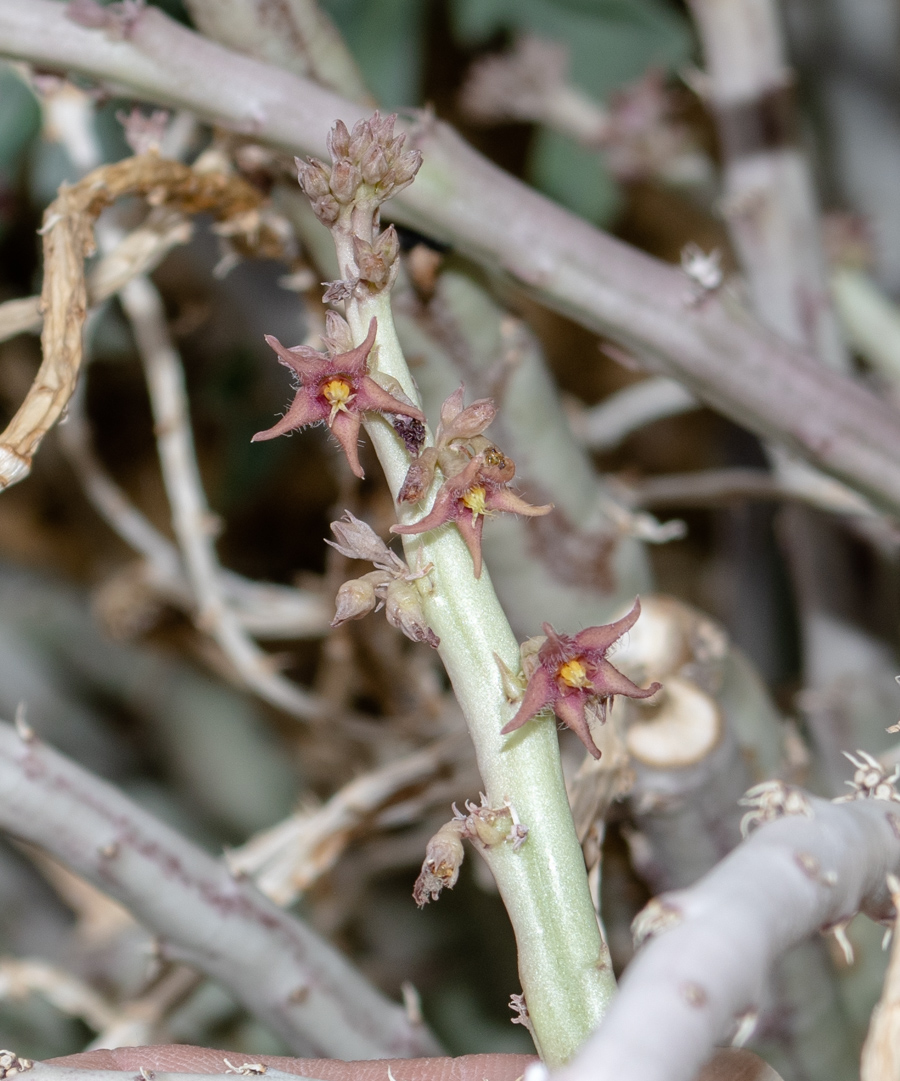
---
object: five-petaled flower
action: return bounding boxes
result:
[252,317,424,479]
[500,599,661,759]
[391,446,552,579]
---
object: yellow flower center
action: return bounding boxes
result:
[321,378,354,424]
[558,658,591,689]
[461,485,487,518]
[322,378,353,407]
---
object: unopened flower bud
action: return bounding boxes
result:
[469,804,514,847]
[348,121,374,164]
[330,161,362,204]
[312,195,340,226]
[385,578,439,648]
[413,820,465,906]
[369,111,396,146]
[331,571,388,627]
[387,133,406,160]
[443,398,497,442]
[296,157,330,200]
[328,512,398,566]
[353,237,384,283]
[327,119,351,160]
[322,311,354,354]
[386,150,422,194]
[353,236,395,290]
[360,144,389,185]
[374,224,400,263]
[399,449,437,504]
[439,386,466,428]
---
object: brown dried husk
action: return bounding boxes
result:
[0,153,267,489]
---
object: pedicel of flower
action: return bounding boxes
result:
[252,317,424,479]
[500,599,662,759]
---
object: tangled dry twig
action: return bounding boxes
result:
[0,153,270,490]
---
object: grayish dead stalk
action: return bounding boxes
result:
[0,719,440,1059]
[861,874,900,1079]
[576,377,699,453]
[124,272,322,719]
[557,792,900,1081]
[226,737,465,906]
[686,0,846,368]
[0,210,192,345]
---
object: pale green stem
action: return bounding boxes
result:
[332,241,614,1064]
[832,266,900,385]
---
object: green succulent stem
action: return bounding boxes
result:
[337,270,615,1065]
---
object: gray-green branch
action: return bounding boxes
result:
[0,720,439,1060]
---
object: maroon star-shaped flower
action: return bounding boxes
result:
[500,599,662,759]
[391,448,552,578]
[252,317,424,479]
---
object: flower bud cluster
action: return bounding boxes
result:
[297,114,421,299]
[328,511,438,648]
[296,112,421,229]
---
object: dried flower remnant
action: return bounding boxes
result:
[392,386,551,578]
[500,599,662,759]
[253,316,424,478]
[0,1052,32,1079]
[413,796,528,907]
[327,511,438,648]
[738,780,814,838]
[412,819,465,906]
[509,993,534,1036]
[834,750,900,804]
[632,897,684,949]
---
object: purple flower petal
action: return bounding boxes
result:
[555,691,603,759]
[501,667,556,734]
[576,598,643,655]
[589,656,661,701]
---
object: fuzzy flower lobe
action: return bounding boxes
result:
[501,599,661,759]
[253,317,424,478]
[392,450,551,578]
